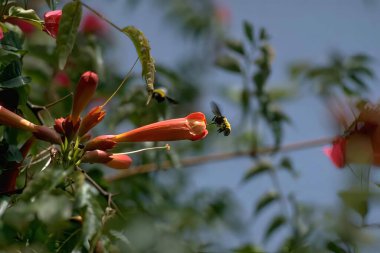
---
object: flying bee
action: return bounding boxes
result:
[152,88,178,104]
[210,101,231,136]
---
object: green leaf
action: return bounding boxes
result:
[264,215,286,242]
[253,71,269,94]
[278,157,298,177]
[243,21,254,44]
[20,166,69,201]
[215,55,241,73]
[225,39,244,55]
[339,190,369,219]
[0,49,20,73]
[73,175,103,252]
[254,191,280,217]
[241,88,250,114]
[8,6,43,29]
[36,193,72,225]
[122,26,156,96]
[5,144,23,162]
[55,1,82,70]
[259,27,269,41]
[243,161,273,182]
[348,73,367,89]
[326,241,348,253]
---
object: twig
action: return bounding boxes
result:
[80,1,124,33]
[106,136,334,181]
[75,166,125,220]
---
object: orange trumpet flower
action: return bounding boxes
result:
[113,112,208,142]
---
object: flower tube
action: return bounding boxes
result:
[78,106,106,136]
[114,112,208,142]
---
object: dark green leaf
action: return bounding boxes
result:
[259,28,269,41]
[348,73,367,89]
[254,191,280,217]
[225,39,244,55]
[350,66,374,78]
[56,1,82,69]
[351,54,371,64]
[0,53,19,74]
[279,157,298,177]
[264,215,286,242]
[8,6,43,29]
[243,161,273,182]
[0,76,31,88]
[339,190,369,219]
[241,88,250,114]
[215,55,241,73]
[326,241,347,253]
[253,71,269,94]
[243,21,254,44]
[5,145,23,162]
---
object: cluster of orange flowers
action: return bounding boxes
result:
[0,71,208,169]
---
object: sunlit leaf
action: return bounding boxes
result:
[122,26,155,97]
[254,191,280,217]
[215,55,241,73]
[20,166,69,200]
[264,215,286,242]
[339,190,369,219]
[8,6,43,29]
[243,161,273,182]
[36,193,72,225]
[56,1,82,69]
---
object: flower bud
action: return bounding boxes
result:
[84,135,116,151]
[78,106,106,136]
[71,71,99,124]
[43,10,62,38]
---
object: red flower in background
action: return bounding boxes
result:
[43,10,62,38]
[81,13,107,36]
[214,3,231,25]
[0,26,4,40]
[324,102,380,168]
[53,71,71,88]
